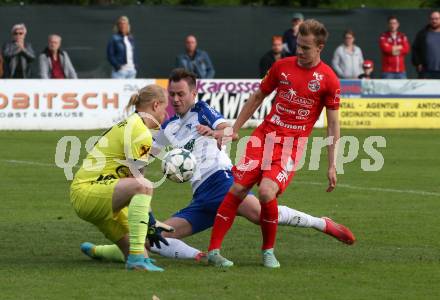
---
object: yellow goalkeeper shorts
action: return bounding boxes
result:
[70,179,128,243]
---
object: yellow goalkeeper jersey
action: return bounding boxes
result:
[72,113,152,185]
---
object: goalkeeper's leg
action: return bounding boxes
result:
[80,242,125,262]
[81,238,205,262]
[112,178,164,271]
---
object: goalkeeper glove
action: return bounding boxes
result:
[146,213,175,249]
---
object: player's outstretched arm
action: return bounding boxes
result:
[326,109,340,192]
[232,89,267,133]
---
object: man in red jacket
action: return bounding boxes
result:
[379,16,410,79]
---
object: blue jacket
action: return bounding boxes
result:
[175,49,215,79]
[106,33,137,71]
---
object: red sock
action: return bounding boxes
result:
[260,199,279,250]
[208,192,242,251]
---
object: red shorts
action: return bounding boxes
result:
[232,125,306,195]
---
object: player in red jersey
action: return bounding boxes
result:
[207,19,355,268]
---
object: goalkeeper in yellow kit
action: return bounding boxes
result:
[70,84,169,271]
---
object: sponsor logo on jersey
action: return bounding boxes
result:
[139,145,151,157]
[295,108,311,120]
[279,72,292,85]
[278,88,314,108]
[185,123,192,130]
[297,109,310,117]
[279,88,296,102]
[293,96,314,107]
[275,103,296,115]
[270,114,306,131]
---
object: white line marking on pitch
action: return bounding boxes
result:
[3,159,56,167]
[2,159,439,197]
[295,180,440,197]
[1,159,79,169]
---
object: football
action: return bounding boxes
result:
[161,148,197,183]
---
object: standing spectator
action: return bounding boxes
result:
[259,35,288,77]
[358,60,375,79]
[107,16,137,79]
[412,10,440,79]
[332,29,364,79]
[39,34,77,79]
[0,55,3,78]
[175,35,215,79]
[282,12,304,56]
[379,16,410,79]
[1,23,35,78]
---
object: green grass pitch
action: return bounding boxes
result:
[1,128,439,299]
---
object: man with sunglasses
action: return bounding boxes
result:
[2,23,35,78]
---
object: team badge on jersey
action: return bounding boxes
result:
[308,79,320,92]
[308,72,323,92]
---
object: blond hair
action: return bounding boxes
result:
[299,19,329,46]
[126,84,167,113]
[113,16,131,34]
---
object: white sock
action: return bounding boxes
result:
[150,238,201,260]
[278,205,326,231]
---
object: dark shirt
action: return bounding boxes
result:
[425,31,440,71]
[12,53,24,78]
[358,73,373,79]
[282,28,298,56]
[259,50,288,77]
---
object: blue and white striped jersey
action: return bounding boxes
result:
[153,101,232,192]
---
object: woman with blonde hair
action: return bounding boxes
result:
[107,16,137,78]
[70,84,168,271]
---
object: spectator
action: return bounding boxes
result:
[358,60,375,79]
[107,16,137,79]
[175,35,215,79]
[282,12,304,56]
[259,35,288,77]
[332,29,364,79]
[0,55,3,78]
[379,16,410,79]
[39,34,77,79]
[412,10,440,79]
[1,23,35,78]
